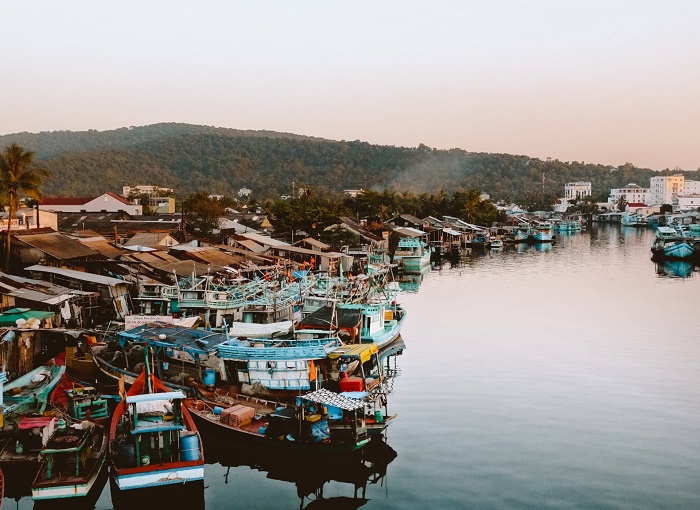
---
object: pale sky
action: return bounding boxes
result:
[2,1,699,170]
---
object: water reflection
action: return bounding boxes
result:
[206,437,397,509]
[655,260,696,279]
[110,480,205,510]
[397,274,423,293]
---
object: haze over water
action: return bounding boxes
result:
[7,225,700,510]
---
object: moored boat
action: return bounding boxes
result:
[31,419,108,501]
[108,368,204,493]
[184,387,381,454]
[651,226,695,260]
[1,361,66,422]
[392,237,431,274]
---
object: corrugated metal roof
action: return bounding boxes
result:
[240,232,290,247]
[182,248,243,267]
[15,232,99,260]
[76,238,127,259]
[393,227,426,237]
[25,265,130,286]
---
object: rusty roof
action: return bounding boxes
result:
[13,232,99,260]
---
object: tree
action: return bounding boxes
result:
[0,144,50,271]
[616,196,628,212]
[182,191,227,239]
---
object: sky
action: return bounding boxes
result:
[2,1,699,171]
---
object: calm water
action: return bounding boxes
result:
[7,225,700,510]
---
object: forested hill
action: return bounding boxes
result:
[2,123,698,203]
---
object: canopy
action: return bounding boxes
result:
[299,388,365,411]
[329,343,379,364]
[0,308,55,326]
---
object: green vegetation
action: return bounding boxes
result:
[2,124,698,207]
[0,144,50,270]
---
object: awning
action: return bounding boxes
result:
[328,343,379,363]
[299,388,365,411]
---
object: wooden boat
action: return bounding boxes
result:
[0,415,58,496]
[184,387,378,454]
[88,341,195,395]
[31,420,107,501]
[1,361,66,422]
[29,372,111,501]
[49,373,111,424]
[108,367,204,493]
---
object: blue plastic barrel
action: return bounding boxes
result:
[203,369,216,386]
[179,433,200,461]
[213,406,223,415]
[119,443,136,467]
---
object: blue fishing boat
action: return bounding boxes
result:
[621,213,647,227]
[651,226,695,260]
[392,237,431,274]
[531,222,554,243]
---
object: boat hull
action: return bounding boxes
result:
[186,401,370,454]
[111,463,204,490]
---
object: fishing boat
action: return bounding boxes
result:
[621,212,647,227]
[512,225,531,243]
[184,387,378,454]
[0,467,4,509]
[392,237,431,274]
[108,367,204,493]
[650,226,695,260]
[0,415,58,497]
[215,334,343,397]
[469,232,490,249]
[31,419,107,501]
[28,373,110,502]
[1,361,66,426]
[531,222,554,243]
[88,322,233,394]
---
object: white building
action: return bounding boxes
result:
[564,182,592,200]
[40,192,142,216]
[649,175,684,206]
[608,183,650,206]
[238,188,252,198]
[683,180,700,195]
[674,195,700,211]
[122,185,174,197]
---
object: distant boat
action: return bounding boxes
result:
[531,222,554,243]
[621,213,647,227]
[108,368,204,494]
[651,226,695,260]
[392,237,431,274]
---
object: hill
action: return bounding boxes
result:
[1,123,698,203]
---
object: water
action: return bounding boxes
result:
[6,225,700,509]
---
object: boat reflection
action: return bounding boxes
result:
[110,479,205,510]
[397,274,423,293]
[207,436,397,510]
[655,260,696,279]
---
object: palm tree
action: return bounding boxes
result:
[0,143,50,271]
